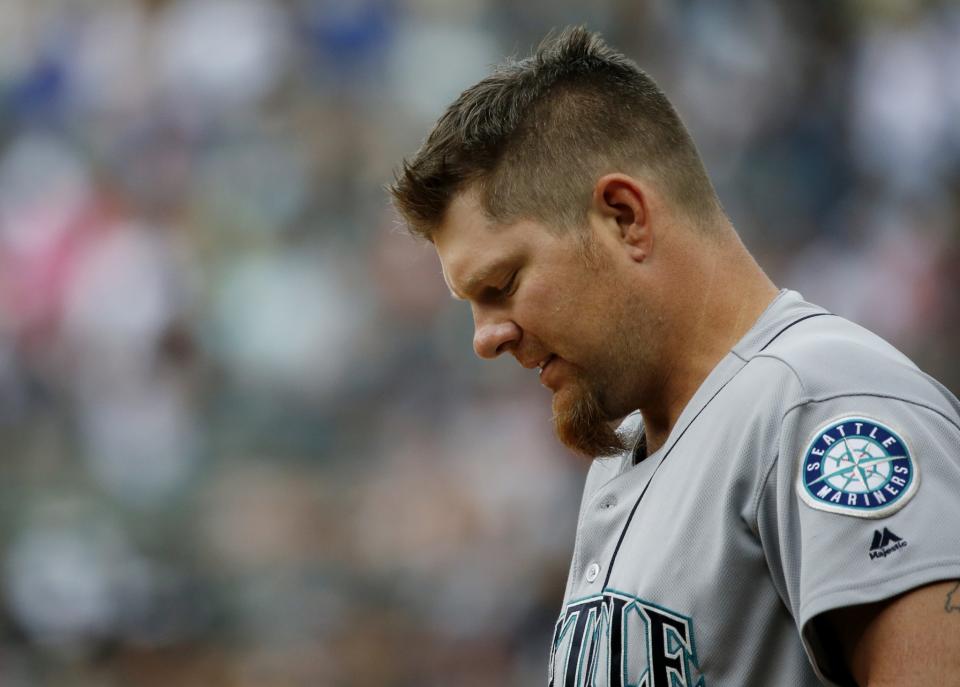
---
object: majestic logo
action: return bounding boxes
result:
[549,590,704,687]
[869,527,907,560]
[798,417,918,518]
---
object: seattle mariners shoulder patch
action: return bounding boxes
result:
[797,417,918,518]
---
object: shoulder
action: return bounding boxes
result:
[734,306,960,519]
[750,308,960,523]
[747,311,956,415]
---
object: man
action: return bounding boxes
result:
[389,27,960,686]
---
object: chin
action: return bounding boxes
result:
[552,384,627,458]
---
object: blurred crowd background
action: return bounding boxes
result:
[0,0,958,684]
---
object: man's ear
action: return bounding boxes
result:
[592,173,652,263]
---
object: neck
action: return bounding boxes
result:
[640,229,778,455]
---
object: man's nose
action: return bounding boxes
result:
[473,319,521,359]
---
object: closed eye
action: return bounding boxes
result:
[503,271,519,296]
[477,271,518,303]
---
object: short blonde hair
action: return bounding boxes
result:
[389,27,722,240]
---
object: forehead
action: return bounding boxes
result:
[433,191,533,297]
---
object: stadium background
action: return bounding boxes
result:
[0,0,957,684]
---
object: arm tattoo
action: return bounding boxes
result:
[946,581,960,613]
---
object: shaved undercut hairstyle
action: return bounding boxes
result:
[389,26,723,240]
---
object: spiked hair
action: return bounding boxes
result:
[389,27,722,239]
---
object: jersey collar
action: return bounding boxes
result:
[731,289,830,360]
[623,290,828,470]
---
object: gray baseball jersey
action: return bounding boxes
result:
[548,289,960,686]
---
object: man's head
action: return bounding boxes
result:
[389,26,722,239]
[389,28,727,457]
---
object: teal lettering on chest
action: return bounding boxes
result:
[549,590,705,687]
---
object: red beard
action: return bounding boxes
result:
[552,381,627,458]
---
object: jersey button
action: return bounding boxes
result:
[586,562,600,583]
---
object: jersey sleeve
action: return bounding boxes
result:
[755,391,960,685]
